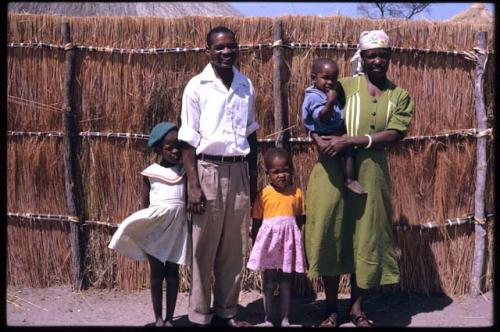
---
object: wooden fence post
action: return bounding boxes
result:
[470,31,488,296]
[61,22,85,291]
[272,20,285,148]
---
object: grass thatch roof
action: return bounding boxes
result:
[445,3,493,25]
[7,1,242,17]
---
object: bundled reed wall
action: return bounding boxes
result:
[7,13,494,296]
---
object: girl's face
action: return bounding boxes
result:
[266,156,292,189]
[313,63,339,93]
[156,130,181,164]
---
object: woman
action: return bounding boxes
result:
[305,30,413,327]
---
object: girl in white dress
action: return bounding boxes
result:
[109,122,190,327]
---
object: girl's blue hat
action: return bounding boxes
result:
[148,122,178,148]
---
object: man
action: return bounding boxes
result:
[178,26,259,327]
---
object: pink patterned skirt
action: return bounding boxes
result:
[247,215,306,273]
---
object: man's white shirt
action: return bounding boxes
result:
[178,64,259,156]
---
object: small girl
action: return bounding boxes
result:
[247,148,306,327]
[109,122,190,327]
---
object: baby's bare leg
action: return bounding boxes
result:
[343,152,367,195]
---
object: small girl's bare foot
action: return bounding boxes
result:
[154,317,164,327]
[164,320,173,327]
[345,179,367,195]
[256,321,274,327]
[281,317,290,327]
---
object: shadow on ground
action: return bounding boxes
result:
[237,291,454,327]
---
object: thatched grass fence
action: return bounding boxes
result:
[7,14,494,297]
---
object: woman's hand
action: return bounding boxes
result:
[325,135,351,156]
[312,133,351,158]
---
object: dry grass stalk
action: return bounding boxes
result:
[7,218,72,287]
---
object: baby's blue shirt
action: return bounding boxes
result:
[301,86,344,134]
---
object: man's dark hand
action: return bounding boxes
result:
[187,182,206,214]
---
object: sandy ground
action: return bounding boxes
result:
[6,285,493,327]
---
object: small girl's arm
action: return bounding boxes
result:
[251,218,262,244]
[141,176,150,209]
[295,215,306,230]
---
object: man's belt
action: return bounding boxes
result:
[199,154,247,162]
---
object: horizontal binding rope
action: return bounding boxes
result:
[258,128,494,143]
[7,212,80,223]
[7,131,64,137]
[84,220,118,228]
[7,128,493,141]
[8,211,493,231]
[7,41,495,57]
[394,213,494,231]
[79,131,149,140]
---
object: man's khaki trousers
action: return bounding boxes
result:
[188,159,250,325]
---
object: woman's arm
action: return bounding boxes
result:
[347,129,403,150]
[314,129,403,157]
[141,176,150,209]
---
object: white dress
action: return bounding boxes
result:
[108,163,191,265]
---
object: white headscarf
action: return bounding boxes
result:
[350,30,391,74]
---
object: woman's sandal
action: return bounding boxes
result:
[319,312,339,327]
[349,312,373,327]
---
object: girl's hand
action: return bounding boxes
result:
[187,183,206,214]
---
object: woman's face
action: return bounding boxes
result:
[361,48,391,78]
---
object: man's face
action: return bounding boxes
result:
[206,32,238,70]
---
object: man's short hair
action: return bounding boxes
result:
[311,57,338,75]
[206,26,236,47]
[263,147,292,171]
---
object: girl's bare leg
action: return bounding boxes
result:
[278,271,292,327]
[261,270,277,326]
[147,254,166,327]
[164,261,179,326]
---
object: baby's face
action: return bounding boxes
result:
[313,63,339,93]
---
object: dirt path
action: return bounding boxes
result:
[6,286,493,327]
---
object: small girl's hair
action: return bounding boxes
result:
[311,57,338,75]
[263,147,292,170]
